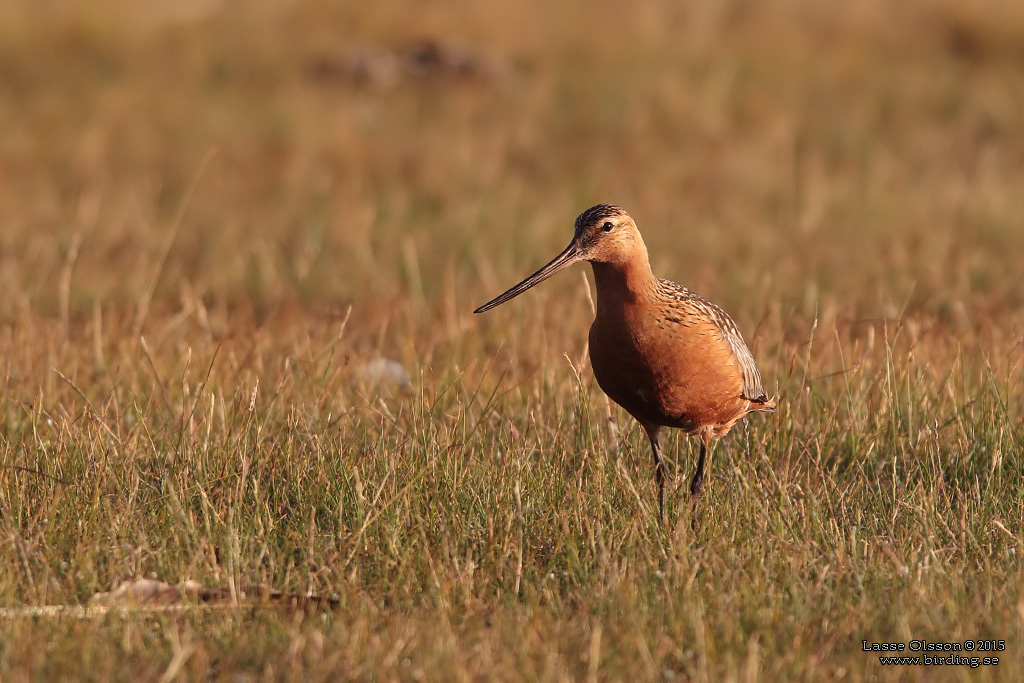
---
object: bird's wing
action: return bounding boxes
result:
[704,301,768,402]
[657,279,768,403]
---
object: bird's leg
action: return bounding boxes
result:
[689,433,712,531]
[690,432,711,497]
[690,440,706,496]
[646,428,666,522]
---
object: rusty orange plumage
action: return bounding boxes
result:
[475,204,776,521]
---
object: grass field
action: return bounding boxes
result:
[1,0,1023,680]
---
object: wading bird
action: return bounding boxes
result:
[475,205,775,521]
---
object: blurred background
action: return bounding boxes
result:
[1,0,1023,390]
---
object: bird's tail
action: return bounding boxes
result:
[750,394,778,413]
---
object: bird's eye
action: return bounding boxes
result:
[602,221,614,231]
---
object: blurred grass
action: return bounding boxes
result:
[1,0,1023,680]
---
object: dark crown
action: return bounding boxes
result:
[574,204,628,233]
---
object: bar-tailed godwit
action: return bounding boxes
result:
[475,204,775,521]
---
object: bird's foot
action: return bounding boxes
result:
[688,477,705,531]
[689,474,705,498]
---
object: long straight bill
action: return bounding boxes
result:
[474,242,582,313]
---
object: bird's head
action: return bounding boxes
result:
[569,204,646,266]
[474,204,648,313]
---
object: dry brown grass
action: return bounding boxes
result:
[1,0,1023,680]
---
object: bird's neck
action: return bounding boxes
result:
[589,256,659,311]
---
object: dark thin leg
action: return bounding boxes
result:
[647,430,666,522]
[689,438,710,531]
[690,439,707,497]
